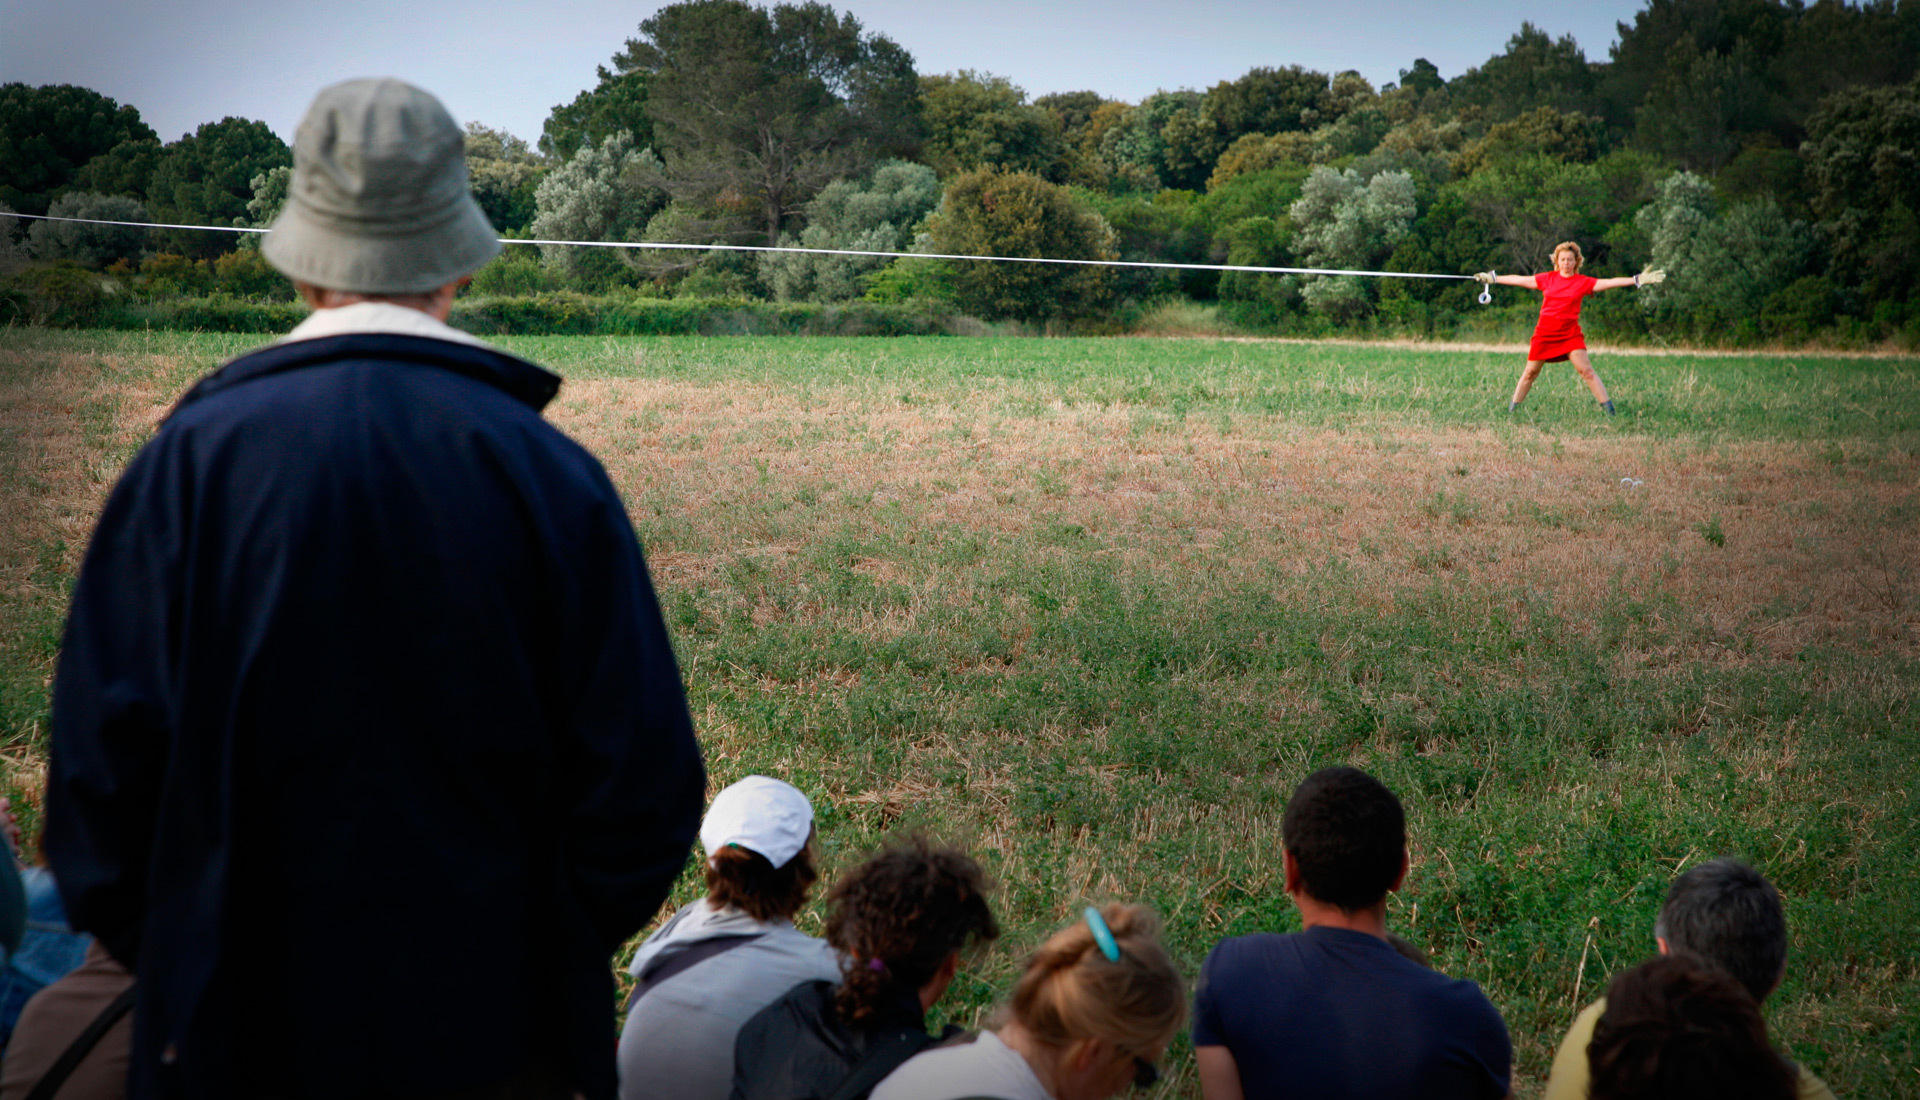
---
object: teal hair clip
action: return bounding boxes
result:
[1084,906,1121,962]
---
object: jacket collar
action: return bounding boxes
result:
[174,333,562,415]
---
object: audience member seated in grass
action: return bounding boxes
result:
[730,836,999,1100]
[1192,767,1512,1100]
[1545,859,1835,1100]
[0,940,133,1100]
[618,776,840,1100]
[870,903,1185,1100]
[1586,954,1798,1100]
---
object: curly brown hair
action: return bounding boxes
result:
[1588,954,1796,1100]
[705,833,818,922]
[824,836,999,1025]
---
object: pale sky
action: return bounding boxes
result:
[1,0,1646,147]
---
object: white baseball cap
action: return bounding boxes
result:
[700,776,815,869]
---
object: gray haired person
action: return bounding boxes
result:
[1544,859,1836,1100]
[45,79,703,1100]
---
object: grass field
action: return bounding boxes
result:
[3,328,1916,1097]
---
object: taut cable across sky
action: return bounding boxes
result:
[0,211,1496,300]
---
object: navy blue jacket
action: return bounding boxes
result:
[46,333,705,1100]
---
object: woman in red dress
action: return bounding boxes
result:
[1476,242,1664,415]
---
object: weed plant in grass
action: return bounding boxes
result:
[2,330,1916,1097]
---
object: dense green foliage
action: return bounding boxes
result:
[5,0,1917,343]
[529,130,669,286]
[0,84,155,215]
[759,159,940,300]
[27,192,150,267]
[919,72,1063,178]
[614,0,921,245]
[465,124,542,234]
[143,117,291,258]
[925,169,1115,322]
[540,69,653,160]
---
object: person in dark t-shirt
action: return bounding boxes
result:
[1192,767,1511,1100]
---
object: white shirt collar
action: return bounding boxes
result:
[281,301,490,349]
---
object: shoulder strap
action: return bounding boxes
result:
[25,983,137,1100]
[825,1028,935,1100]
[625,933,765,1010]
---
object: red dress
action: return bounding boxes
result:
[1528,270,1598,361]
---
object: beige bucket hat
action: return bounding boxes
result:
[263,78,501,294]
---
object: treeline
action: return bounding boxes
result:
[3,0,1918,345]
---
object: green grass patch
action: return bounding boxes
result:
[2,330,1915,1097]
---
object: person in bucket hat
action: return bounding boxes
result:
[45,79,705,1100]
[264,78,502,297]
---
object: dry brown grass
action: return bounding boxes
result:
[546,376,1918,670]
[9,349,1914,826]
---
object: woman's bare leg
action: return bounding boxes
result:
[1569,349,1611,405]
[1509,360,1545,408]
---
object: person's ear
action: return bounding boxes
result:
[1283,849,1302,895]
[1389,850,1409,894]
[1069,1036,1105,1073]
[1655,936,1669,956]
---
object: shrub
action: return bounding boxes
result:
[1639,173,1817,337]
[1290,167,1416,321]
[149,294,304,332]
[860,257,955,304]
[140,253,215,297]
[1130,298,1237,337]
[674,264,757,300]
[1216,215,1300,320]
[1760,276,1839,341]
[761,160,941,302]
[213,250,291,299]
[925,168,1115,322]
[28,192,151,267]
[529,130,668,281]
[469,250,564,296]
[6,263,109,325]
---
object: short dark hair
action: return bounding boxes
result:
[824,835,1000,1025]
[1654,859,1786,1002]
[1588,954,1796,1100]
[705,835,818,922]
[1281,767,1406,911]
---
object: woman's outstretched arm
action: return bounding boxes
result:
[1593,269,1665,293]
[1485,273,1537,290]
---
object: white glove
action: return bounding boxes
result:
[1635,269,1666,287]
[1473,271,1496,284]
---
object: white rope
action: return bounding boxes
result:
[5,213,269,235]
[1,209,1483,285]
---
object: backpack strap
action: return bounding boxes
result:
[825,1027,938,1100]
[25,982,136,1100]
[625,933,764,1010]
